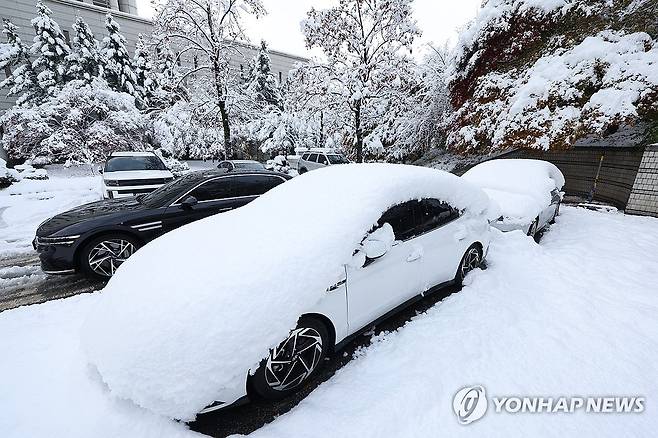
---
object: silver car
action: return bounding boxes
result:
[297,151,350,174]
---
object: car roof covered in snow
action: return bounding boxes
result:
[82,163,493,420]
[108,151,158,157]
[462,159,565,222]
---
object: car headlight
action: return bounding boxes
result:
[105,180,119,187]
[36,235,81,246]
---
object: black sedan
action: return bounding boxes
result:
[34,169,291,278]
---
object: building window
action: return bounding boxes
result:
[63,30,70,45]
[278,71,282,83]
[194,56,198,69]
[93,0,110,8]
[4,65,11,80]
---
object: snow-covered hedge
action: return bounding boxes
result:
[82,164,493,420]
[1,78,150,164]
[0,158,20,188]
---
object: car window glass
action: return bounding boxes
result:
[317,154,328,165]
[377,201,420,241]
[301,153,310,160]
[188,178,232,202]
[218,162,232,169]
[105,156,167,172]
[417,198,459,233]
[232,175,283,197]
[308,153,319,163]
[141,174,196,207]
[327,154,349,164]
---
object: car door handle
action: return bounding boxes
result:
[407,245,423,262]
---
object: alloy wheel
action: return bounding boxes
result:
[460,247,481,279]
[265,327,324,391]
[87,239,136,277]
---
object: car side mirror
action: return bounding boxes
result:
[97,166,103,174]
[355,223,396,266]
[180,195,198,210]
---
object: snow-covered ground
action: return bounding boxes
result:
[1,206,657,437]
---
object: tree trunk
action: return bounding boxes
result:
[218,99,231,158]
[354,100,363,163]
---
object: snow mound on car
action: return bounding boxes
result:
[462,159,565,223]
[82,163,492,420]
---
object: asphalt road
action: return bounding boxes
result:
[0,252,106,312]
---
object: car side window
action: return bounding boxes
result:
[317,154,328,165]
[417,198,459,233]
[308,153,319,163]
[219,162,232,170]
[301,153,310,161]
[188,178,233,202]
[377,201,420,241]
[232,175,284,197]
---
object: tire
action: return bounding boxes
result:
[250,316,330,400]
[527,217,540,237]
[549,202,561,224]
[299,167,308,174]
[79,233,141,279]
[455,244,483,285]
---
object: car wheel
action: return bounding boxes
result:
[299,167,308,174]
[455,244,483,285]
[80,234,141,279]
[250,316,330,400]
[527,217,540,237]
[549,202,561,224]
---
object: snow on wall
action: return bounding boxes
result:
[82,163,493,420]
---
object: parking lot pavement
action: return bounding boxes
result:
[0,253,105,313]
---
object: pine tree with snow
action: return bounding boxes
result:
[0,19,40,106]
[132,34,156,106]
[101,14,138,99]
[246,40,282,110]
[66,16,102,83]
[30,0,71,95]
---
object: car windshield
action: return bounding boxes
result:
[327,154,349,164]
[139,175,195,207]
[235,162,265,170]
[105,156,167,172]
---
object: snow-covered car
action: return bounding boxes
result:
[217,160,266,171]
[462,159,565,237]
[82,163,494,420]
[100,152,174,199]
[297,149,350,173]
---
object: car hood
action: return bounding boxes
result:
[103,170,173,181]
[37,197,148,236]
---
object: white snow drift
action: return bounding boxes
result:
[82,163,493,420]
[463,159,564,225]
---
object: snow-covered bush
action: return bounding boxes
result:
[101,14,138,100]
[30,0,71,96]
[447,0,658,152]
[14,163,49,180]
[153,148,189,176]
[1,78,150,164]
[0,158,20,188]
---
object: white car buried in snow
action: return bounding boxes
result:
[462,159,565,237]
[82,163,494,420]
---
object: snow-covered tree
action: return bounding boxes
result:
[245,40,282,111]
[301,0,420,162]
[101,14,138,99]
[153,0,266,158]
[0,19,39,106]
[66,16,102,83]
[30,0,71,95]
[447,0,658,152]
[133,34,156,106]
[1,78,150,164]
